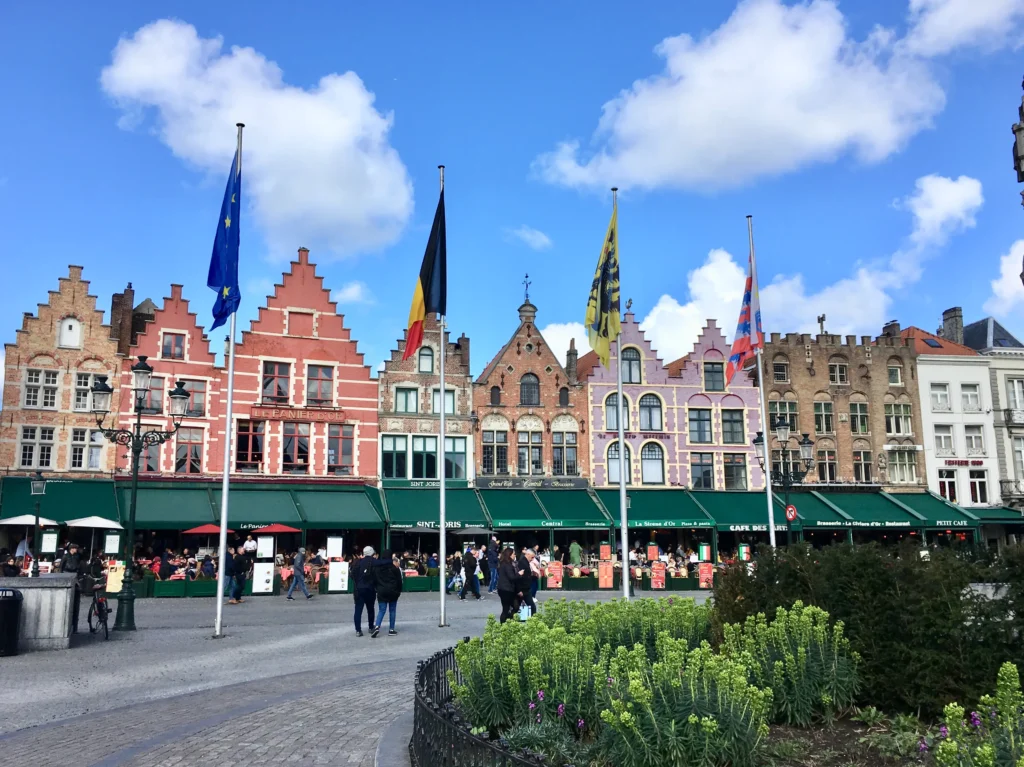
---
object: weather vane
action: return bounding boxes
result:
[523,273,531,303]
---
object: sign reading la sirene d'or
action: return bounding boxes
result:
[251,405,347,423]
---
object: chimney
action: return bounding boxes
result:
[942,307,964,345]
[882,320,901,338]
[518,300,537,325]
[109,292,125,341]
[566,337,578,384]
[456,333,470,371]
[297,246,310,265]
[224,335,232,361]
[119,283,135,352]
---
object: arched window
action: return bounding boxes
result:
[558,387,569,407]
[605,393,630,431]
[608,441,632,485]
[639,394,662,431]
[622,347,641,384]
[59,317,82,349]
[490,386,501,406]
[641,443,664,484]
[520,373,540,406]
[418,347,434,374]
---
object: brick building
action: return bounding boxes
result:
[472,300,588,484]
[378,316,474,486]
[1,266,147,478]
[763,325,925,490]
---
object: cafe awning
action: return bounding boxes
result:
[2,477,119,524]
[970,506,1024,526]
[821,492,918,529]
[211,488,304,530]
[119,485,216,530]
[478,489,550,529]
[780,491,851,529]
[384,488,488,530]
[293,488,385,529]
[534,490,610,529]
[598,489,715,529]
[690,490,791,532]
[885,491,979,529]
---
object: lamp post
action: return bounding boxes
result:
[29,471,46,578]
[1012,76,1024,286]
[91,356,189,631]
[752,419,814,545]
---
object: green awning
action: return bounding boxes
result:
[2,478,119,524]
[691,490,791,532]
[293,489,384,529]
[479,490,549,529]
[385,488,487,530]
[598,489,715,528]
[212,488,303,529]
[822,492,917,529]
[779,492,850,529]
[534,490,610,529]
[886,492,979,529]
[120,486,216,530]
[972,506,1024,525]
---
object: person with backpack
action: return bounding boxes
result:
[370,550,403,637]
[460,546,481,601]
[352,546,377,637]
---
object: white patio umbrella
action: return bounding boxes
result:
[64,516,123,559]
[0,515,59,560]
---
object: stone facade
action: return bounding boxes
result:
[378,316,474,485]
[763,325,925,490]
[1,266,141,478]
[472,301,587,482]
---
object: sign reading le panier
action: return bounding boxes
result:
[251,405,347,423]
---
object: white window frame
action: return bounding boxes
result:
[961,384,982,413]
[607,442,632,486]
[395,387,419,414]
[888,450,917,484]
[885,403,913,437]
[965,425,985,456]
[20,426,55,469]
[933,425,954,456]
[431,389,455,415]
[444,436,467,480]
[640,443,665,485]
[888,365,904,386]
[1010,378,1024,410]
[773,362,789,383]
[828,363,848,385]
[418,347,434,374]
[930,383,950,412]
[24,368,58,409]
[938,469,958,503]
[969,469,989,505]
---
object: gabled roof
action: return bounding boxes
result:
[666,355,689,377]
[900,326,978,356]
[964,317,1024,351]
[576,349,600,381]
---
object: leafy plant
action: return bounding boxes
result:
[721,601,859,726]
[935,662,1024,767]
[857,711,934,762]
[851,706,887,730]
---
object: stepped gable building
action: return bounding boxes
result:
[472,299,587,484]
[1,266,146,477]
[113,284,224,477]
[378,316,474,485]
[763,323,924,490]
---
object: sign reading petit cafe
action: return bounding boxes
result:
[251,406,347,423]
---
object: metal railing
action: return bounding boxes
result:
[1001,479,1024,498]
[411,643,549,767]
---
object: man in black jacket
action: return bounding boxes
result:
[352,546,377,637]
[370,550,403,637]
[229,547,248,604]
[486,536,500,593]
[60,543,83,633]
[459,547,481,601]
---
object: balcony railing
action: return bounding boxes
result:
[1001,479,1024,498]
[935,446,955,457]
[966,446,986,457]
[1005,409,1024,426]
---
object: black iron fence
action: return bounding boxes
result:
[410,641,549,767]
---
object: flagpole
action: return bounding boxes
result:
[612,188,630,600]
[214,123,243,638]
[747,215,776,548]
[437,164,448,628]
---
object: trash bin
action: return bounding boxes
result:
[0,588,23,656]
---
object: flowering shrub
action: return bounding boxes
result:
[935,662,1024,767]
[721,601,859,726]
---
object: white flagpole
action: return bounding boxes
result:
[747,215,776,548]
[438,165,448,628]
[612,188,630,600]
[214,123,243,638]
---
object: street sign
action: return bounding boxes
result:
[785,505,798,522]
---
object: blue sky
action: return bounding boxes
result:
[3,1,1024,381]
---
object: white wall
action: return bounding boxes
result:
[983,351,1024,498]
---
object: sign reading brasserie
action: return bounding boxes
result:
[480,477,589,490]
[251,405,347,423]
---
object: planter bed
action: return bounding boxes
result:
[185,579,219,597]
[564,576,597,591]
[152,579,185,598]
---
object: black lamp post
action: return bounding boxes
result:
[29,471,46,578]
[752,418,814,545]
[91,356,189,631]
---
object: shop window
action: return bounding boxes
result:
[482,431,508,475]
[235,420,265,473]
[328,424,354,475]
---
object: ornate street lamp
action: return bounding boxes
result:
[92,356,189,631]
[752,418,815,545]
[29,471,46,578]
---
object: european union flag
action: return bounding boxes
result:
[207,151,241,331]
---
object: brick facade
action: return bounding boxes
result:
[472,301,588,481]
[378,316,474,485]
[763,328,925,490]
[1,267,139,478]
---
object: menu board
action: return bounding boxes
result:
[328,560,350,592]
[106,563,125,594]
[41,531,59,554]
[599,544,612,561]
[104,533,121,555]
[651,561,666,589]
[252,562,275,593]
[598,560,614,589]
[326,536,344,560]
[256,536,275,559]
[647,544,659,562]
[546,561,563,589]
[698,562,714,589]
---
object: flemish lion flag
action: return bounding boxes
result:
[584,204,621,368]
[402,189,447,360]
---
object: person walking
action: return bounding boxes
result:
[459,546,481,601]
[229,546,248,604]
[223,545,236,599]
[477,544,490,592]
[497,548,524,624]
[529,545,541,600]
[445,550,463,594]
[569,538,582,567]
[370,550,403,637]
[352,546,377,637]
[286,548,313,600]
[59,542,83,633]
[516,549,537,617]
[486,536,500,593]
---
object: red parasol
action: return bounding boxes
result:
[183,524,235,535]
[249,524,301,534]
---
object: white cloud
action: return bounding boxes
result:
[331,281,374,305]
[100,19,412,258]
[904,0,1024,56]
[534,0,944,191]
[539,322,587,367]
[505,225,553,251]
[984,239,1024,315]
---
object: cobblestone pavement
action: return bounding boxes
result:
[0,590,708,766]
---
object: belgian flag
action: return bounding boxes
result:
[402,189,447,360]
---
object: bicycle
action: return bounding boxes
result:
[86,576,109,640]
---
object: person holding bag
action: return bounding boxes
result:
[496,548,523,624]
